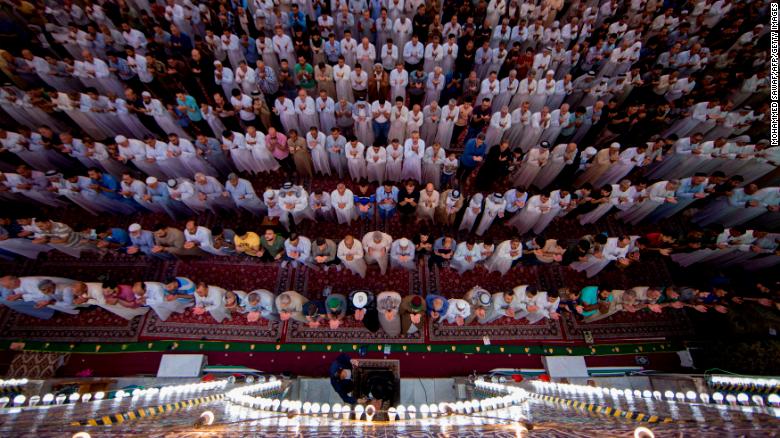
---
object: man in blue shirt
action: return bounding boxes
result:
[87,167,122,200]
[289,4,307,29]
[376,182,399,219]
[240,35,259,65]
[458,133,487,182]
[127,223,157,257]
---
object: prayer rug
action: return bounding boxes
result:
[140,310,282,342]
[0,306,143,342]
[284,265,425,344]
[561,309,694,341]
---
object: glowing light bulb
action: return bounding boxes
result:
[396,405,406,419]
[685,391,696,400]
[700,393,710,403]
[55,394,67,405]
[407,405,417,419]
[751,395,764,406]
[388,407,397,421]
[725,394,737,404]
[81,393,92,402]
[664,391,675,400]
[13,395,26,406]
[642,390,652,398]
[365,404,376,422]
[320,403,330,415]
[311,403,320,414]
[94,392,105,401]
[737,393,749,404]
[712,392,724,403]
[28,395,40,406]
[42,394,54,404]
[199,410,215,426]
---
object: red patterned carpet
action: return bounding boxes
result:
[0,306,143,343]
[0,250,694,345]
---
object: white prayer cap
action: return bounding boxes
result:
[399,238,410,247]
[145,176,157,185]
[351,291,369,309]
[167,178,177,188]
[476,290,492,306]
[264,189,276,199]
[128,223,142,232]
[449,190,461,200]
[609,142,621,149]
[141,91,151,97]
[114,135,127,143]
[213,60,222,66]
[470,193,484,206]
[546,69,554,75]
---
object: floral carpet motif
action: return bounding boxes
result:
[560,308,694,341]
[140,309,282,342]
[0,306,143,342]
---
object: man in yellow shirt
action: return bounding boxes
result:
[233,227,262,257]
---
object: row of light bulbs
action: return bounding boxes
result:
[531,381,780,408]
[709,376,780,389]
[0,379,230,409]
[225,377,527,422]
[0,379,29,387]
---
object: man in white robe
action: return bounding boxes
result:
[183,220,224,256]
[132,281,192,321]
[193,282,230,322]
[365,144,387,184]
[450,238,482,275]
[476,193,506,236]
[524,290,561,324]
[485,106,512,149]
[484,238,523,276]
[390,237,416,270]
[345,138,368,180]
[401,132,424,182]
[331,182,356,224]
[337,235,367,278]
[483,289,525,323]
[282,233,313,268]
[362,231,392,275]
[279,182,316,224]
[440,298,470,325]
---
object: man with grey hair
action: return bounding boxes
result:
[362,230,392,275]
[24,279,80,315]
[376,291,402,336]
[223,173,265,215]
[390,237,417,271]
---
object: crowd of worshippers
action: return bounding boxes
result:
[0,0,771,178]
[2,274,776,330]
[1,213,778,278]
[0,151,778,238]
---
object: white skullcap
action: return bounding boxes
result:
[114,135,127,143]
[145,176,157,185]
[141,91,151,97]
[128,223,142,232]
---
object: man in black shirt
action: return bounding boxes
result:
[412,5,430,41]
[466,98,493,141]
[397,180,420,224]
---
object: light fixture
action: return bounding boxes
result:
[664,391,675,400]
[42,394,54,405]
[72,433,91,438]
[320,403,330,415]
[81,393,92,402]
[365,404,376,422]
[28,396,40,406]
[331,403,341,418]
[114,390,127,399]
[685,391,696,401]
[0,396,9,408]
[725,394,737,404]
[712,392,724,403]
[407,405,417,419]
[396,405,406,419]
[737,393,749,404]
[302,402,312,414]
[642,390,652,398]
[699,393,710,404]
[388,407,397,421]
[68,393,80,403]
[633,426,655,438]
[13,395,26,406]
[767,394,779,406]
[55,394,67,405]
[311,403,321,414]
[751,395,764,406]
[198,410,215,426]
[94,392,105,401]
[652,391,662,400]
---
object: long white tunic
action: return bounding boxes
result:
[484,240,523,275]
[331,189,356,224]
[337,239,367,278]
[476,196,506,236]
